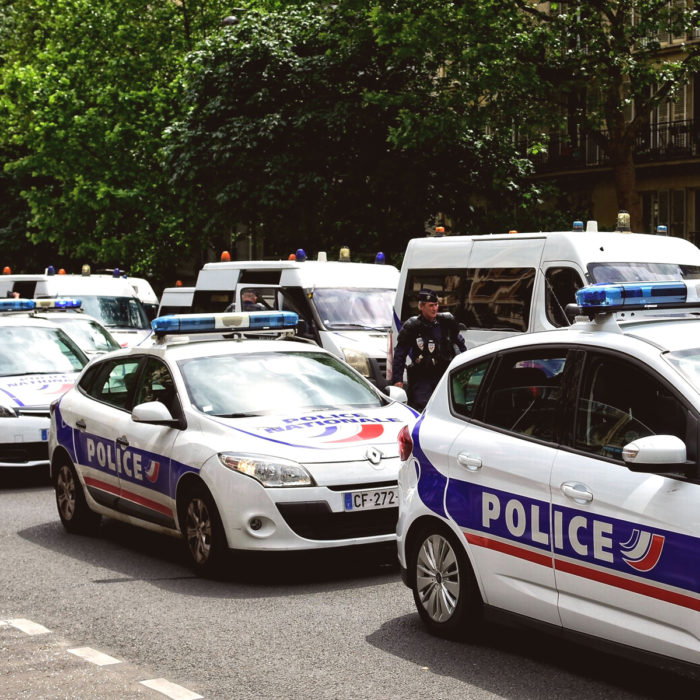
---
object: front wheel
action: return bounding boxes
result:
[410,523,482,638]
[179,483,228,577]
[54,461,101,534]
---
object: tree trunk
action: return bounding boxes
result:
[611,152,642,231]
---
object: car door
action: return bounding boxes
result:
[443,347,572,625]
[72,357,143,511]
[114,356,182,530]
[551,350,700,664]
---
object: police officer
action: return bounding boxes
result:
[392,289,466,411]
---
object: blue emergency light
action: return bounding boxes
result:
[34,298,82,310]
[573,281,698,318]
[0,299,36,311]
[152,311,299,335]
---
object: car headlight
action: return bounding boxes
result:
[218,453,315,487]
[0,405,18,418]
[342,348,371,377]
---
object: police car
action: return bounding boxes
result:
[0,299,88,469]
[397,280,700,671]
[49,311,416,576]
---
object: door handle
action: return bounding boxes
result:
[457,453,482,471]
[76,419,86,430]
[561,481,593,504]
[116,435,130,447]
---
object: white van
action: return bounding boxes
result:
[0,271,151,347]
[157,286,195,317]
[392,224,700,368]
[191,257,399,386]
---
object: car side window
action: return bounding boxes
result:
[450,360,490,418]
[134,358,179,417]
[86,359,141,410]
[574,355,687,459]
[545,266,584,327]
[481,351,568,441]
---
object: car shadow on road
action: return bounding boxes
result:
[0,466,51,489]
[367,612,700,698]
[18,514,402,598]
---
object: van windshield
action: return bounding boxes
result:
[312,288,395,331]
[76,295,150,330]
[589,262,700,283]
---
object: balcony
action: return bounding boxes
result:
[529,119,699,173]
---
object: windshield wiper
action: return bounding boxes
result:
[328,323,390,331]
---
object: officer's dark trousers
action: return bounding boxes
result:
[408,379,436,412]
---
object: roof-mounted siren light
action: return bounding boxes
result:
[317,251,327,262]
[220,251,231,262]
[435,226,445,236]
[573,220,584,232]
[34,298,82,310]
[0,298,35,311]
[2,266,10,275]
[288,253,297,260]
[58,268,66,275]
[657,225,669,236]
[569,280,700,320]
[296,248,307,262]
[615,210,631,232]
[112,267,121,278]
[151,310,299,336]
[81,264,91,276]
[586,220,598,233]
[339,246,350,262]
[375,252,386,264]
[46,265,56,275]
[508,229,518,234]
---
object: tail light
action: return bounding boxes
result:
[398,425,413,461]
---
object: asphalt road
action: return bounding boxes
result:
[1,467,699,699]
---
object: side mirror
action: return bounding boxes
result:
[623,434,689,473]
[132,401,181,428]
[384,385,408,404]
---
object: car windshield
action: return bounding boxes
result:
[665,349,700,394]
[0,325,87,376]
[589,262,700,283]
[70,295,150,330]
[51,316,121,354]
[179,351,385,417]
[312,288,394,330]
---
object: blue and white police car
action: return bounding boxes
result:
[0,299,88,469]
[397,280,700,671]
[49,310,417,575]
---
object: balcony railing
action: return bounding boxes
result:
[529,119,699,172]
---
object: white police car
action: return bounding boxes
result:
[49,311,416,575]
[0,299,88,469]
[397,280,700,671]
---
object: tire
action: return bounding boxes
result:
[54,461,101,534]
[409,522,483,639]
[179,482,228,577]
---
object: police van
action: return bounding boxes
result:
[0,267,151,347]
[392,219,700,366]
[189,251,399,387]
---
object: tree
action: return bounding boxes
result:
[512,0,700,230]
[165,1,545,263]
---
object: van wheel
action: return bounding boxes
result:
[54,462,101,533]
[409,523,482,638]
[179,483,228,577]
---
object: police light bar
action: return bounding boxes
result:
[573,281,700,316]
[33,298,82,310]
[0,298,35,312]
[152,311,299,336]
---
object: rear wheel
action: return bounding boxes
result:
[54,461,101,533]
[410,523,482,638]
[179,483,228,577]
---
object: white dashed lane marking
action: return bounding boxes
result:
[2,618,204,698]
[140,678,204,699]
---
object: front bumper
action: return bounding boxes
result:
[0,414,50,468]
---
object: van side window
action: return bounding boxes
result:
[463,268,535,332]
[545,267,584,327]
[401,270,466,321]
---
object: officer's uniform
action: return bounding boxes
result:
[392,290,466,411]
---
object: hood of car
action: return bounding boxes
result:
[0,372,79,408]
[204,402,416,463]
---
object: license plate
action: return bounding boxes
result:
[343,487,397,512]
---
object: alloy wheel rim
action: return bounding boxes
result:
[185,498,212,565]
[416,534,460,623]
[56,466,76,520]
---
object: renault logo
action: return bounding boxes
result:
[365,447,383,466]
